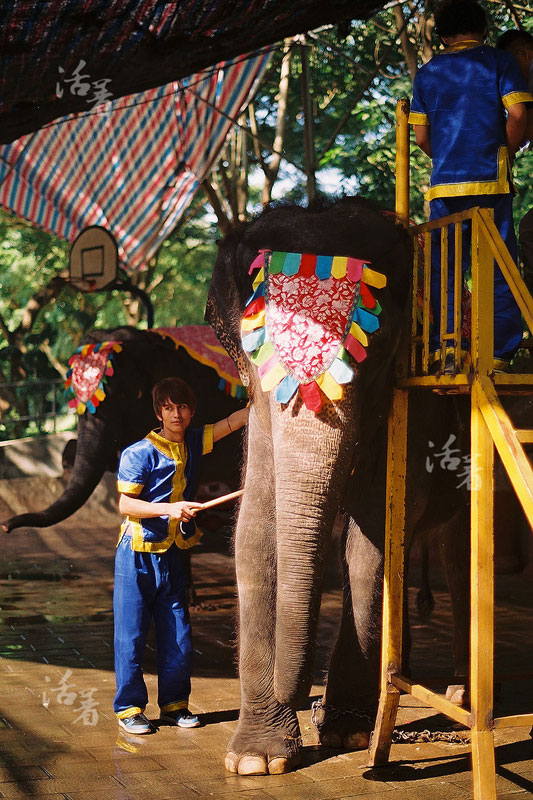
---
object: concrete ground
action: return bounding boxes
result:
[0,498,532,799]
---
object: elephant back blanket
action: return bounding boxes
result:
[155,325,245,399]
[241,250,386,413]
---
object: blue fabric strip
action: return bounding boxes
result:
[245,283,265,305]
[328,358,354,384]
[282,252,302,276]
[315,255,333,279]
[275,374,299,404]
[354,307,380,333]
[242,327,266,352]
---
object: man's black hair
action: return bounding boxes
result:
[496,29,533,51]
[434,0,487,39]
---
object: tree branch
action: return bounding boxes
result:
[261,39,293,205]
[394,4,418,80]
[200,178,234,236]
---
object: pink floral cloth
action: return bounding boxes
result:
[268,273,356,382]
[70,350,110,404]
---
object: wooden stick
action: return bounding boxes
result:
[198,489,244,510]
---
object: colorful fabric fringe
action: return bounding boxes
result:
[241,250,386,413]
[65,341,123,415]
[155,326,246,399]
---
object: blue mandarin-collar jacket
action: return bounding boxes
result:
[117,425,213,551]
[409,42,533,202]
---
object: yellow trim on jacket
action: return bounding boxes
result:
[117,480,143,495]
[502,91,533,108]
[425,145,511,202]
[408,111,429,126]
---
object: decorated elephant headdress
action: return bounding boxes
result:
[241,249,386,413]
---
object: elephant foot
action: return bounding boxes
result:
[225,704,302,775]
[225,751,301,775]
[312,699,373,750]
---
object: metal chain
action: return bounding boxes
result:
[311,699,374,731]
[391,729,470,744]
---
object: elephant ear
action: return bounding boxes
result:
[206,232,255,387]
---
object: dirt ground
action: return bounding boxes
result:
[0,494,532,799]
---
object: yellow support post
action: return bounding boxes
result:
[470,378,496,800]
[471,208,493,377]
[367,386,408,767]
[395,99,410,226]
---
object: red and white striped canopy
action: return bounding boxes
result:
[0,50,270,272]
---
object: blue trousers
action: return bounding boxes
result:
[429,194,523,361]
[113,535,193,716]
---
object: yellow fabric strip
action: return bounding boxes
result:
[316,372,343,401]
[117,481,143,495]
[252,267,264,291]
[350,321,369,347]
[425,146,509,201]
[361,266,387,288]
[250,341,275,366]
[94,387,106,401]
[502,91,533,108]
[76,402,86,415]
[116,706,144,719]
[408,111,429,126]
[331,256,348,279]
[129,519,149,551]
[241,309,265,332]
[202,424,214,455]
[260,362,287,392]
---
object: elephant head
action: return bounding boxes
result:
[2,326,245,532]
[205,197,412,775]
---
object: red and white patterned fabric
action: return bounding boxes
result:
[268,274,355,382]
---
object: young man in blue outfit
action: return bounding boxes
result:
[409,0,532,370]
[114,376,248,734]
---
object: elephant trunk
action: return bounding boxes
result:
[2,413,115,532]
[273,406,356,706]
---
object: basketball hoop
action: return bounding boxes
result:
[69,226,118,292]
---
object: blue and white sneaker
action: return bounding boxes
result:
[118,712,154,734]
[160,708,201,728]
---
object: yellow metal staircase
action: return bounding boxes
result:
[368,100,533,800]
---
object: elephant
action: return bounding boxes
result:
[205,195,520,775]
[2,325,246,533]
[205,196,417,774]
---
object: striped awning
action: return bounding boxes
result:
[0,50,270,272]
[0,1,381,145]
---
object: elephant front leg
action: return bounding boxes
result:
[226,439,301,775]
[315,516,383,749]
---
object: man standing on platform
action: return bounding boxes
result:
[410,0,532,371]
